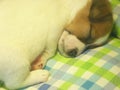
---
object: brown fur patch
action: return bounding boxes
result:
[65,0,113,43]
[66,0,92,41]
[89,0,113,40]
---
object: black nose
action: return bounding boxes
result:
[67,49,78,57]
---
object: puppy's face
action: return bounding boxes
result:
[58,0,113,57]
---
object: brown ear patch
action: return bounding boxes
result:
[65,0,113,43]
[89,0,113,40]
[65,0,92,40]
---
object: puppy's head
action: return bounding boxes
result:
[58,0,113,57]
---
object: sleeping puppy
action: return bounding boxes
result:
[0,0,113,90]
[58,0,113,57]
[32,0,113,68]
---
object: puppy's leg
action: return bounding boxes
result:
[21,69,49,88]
[31,29,63,70]
[31,48,56,70]
[31,41,58,70]
[0,52,49,90]
[5,67,49,90]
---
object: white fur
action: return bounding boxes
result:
[58,31,109,57]
[0,0,88,89]
[93,34,110,45]
[58,31,86,57]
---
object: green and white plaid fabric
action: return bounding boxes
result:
[21,1,120,90]
[22,38,120,90]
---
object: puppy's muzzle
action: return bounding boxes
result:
[58,30,86,57]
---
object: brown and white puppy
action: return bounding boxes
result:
[0,0,113,90]
[58,0,113,57]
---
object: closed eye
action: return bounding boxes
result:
[64,29,72,34]
[65,26,94,45]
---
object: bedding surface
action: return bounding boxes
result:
[21,37,120,90]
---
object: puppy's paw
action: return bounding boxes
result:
[34,69,50,82]
[21,69,50,87]
[40,70,50,82]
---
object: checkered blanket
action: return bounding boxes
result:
[21,37,120,90]
[21,1,120,90]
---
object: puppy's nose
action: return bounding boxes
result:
[67,49,78,57]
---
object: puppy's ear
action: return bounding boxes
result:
[89,0,113,39]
